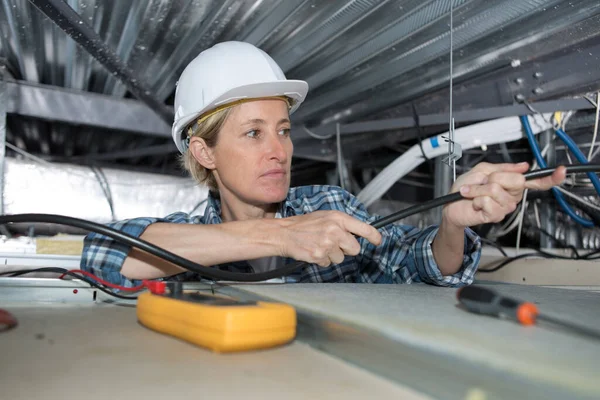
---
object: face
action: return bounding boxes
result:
[196,99,293,206]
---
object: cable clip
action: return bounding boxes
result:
[441,118,462,166]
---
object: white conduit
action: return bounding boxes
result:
[357,114,553,207]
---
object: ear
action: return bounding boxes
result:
[189,137,216,170]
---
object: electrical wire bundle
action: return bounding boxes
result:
[521,115,600,228]
[0,164,599,299]
[478,242,600,274]
[477,105,600,252]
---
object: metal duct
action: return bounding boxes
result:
[3,157,208,227]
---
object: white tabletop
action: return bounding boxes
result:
[0,301,426,400]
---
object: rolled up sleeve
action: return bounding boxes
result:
[408,225,481,287]
[80,212,197,287]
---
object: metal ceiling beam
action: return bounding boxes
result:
[5,80,171,137]
[7,77,594,147]
[293,98,595,139]
[333,17,600,125]
[0,66,7,216]
[27,0,173,125]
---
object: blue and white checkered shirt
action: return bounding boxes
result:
[80,185,481,288]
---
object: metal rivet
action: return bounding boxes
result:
[515,78,525,85]
[515,93,526,102]
[533,87,544,95]
[533,71,543,79]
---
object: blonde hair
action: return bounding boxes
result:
[179,96,293,193]
[179,107,232,193]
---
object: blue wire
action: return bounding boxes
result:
[554,127,600,195]
[520,115,594,228]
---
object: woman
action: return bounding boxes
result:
[80,41,565,288]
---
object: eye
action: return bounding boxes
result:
[279,128,291,136]
[246,129,259,138]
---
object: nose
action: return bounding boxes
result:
[266,132,288,163]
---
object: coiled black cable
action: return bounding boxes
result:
[0,165,598,282]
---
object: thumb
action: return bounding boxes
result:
[497,161,530,173]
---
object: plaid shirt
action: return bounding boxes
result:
[81,185,481,288]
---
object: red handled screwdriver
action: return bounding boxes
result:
[457,285,600,340]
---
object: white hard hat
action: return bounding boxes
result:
[172,41,309,153]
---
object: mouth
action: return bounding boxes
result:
[261,169,287,178]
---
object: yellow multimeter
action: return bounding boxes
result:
[136,283,296,353]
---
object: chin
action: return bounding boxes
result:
[257,183,289,203]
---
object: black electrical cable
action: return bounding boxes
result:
[0,212,291,283]
[582,249,600,260]
[477,244,600,276]
[477,232,598,275]
[478,252,554,273]
[527,223,580,258]
[371,164,600,229]
[523,164,600,180]
[371,191,463,229]
[479,237,508,257]
[1,267,139,300]
[0,164,599,282]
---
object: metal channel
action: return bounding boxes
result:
[217,285,596,400]
[272,0,389,72]
[5,75,594,143]
[295,98,595,139]
[0,277,105,304]
[0,66,6,216]
[27,0,173,124]
[5,80,171,137]
[242,0,308,46]
[0,277,214,305]
[303,0,470,91]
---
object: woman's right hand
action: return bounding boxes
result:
[276,211,382,267]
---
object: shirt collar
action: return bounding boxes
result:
[203,190,297,224]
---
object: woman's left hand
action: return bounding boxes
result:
[442,161,566,229]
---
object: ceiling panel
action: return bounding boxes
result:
[1,0,599,170]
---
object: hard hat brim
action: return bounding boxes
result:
[172,80,309,153]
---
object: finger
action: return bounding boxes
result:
[487,171,526,194]
[472,196,510,223]
[313,252,331,268]
[465,171,490,186]
[525,165,567,190]
[309,244,332,268]
[337,232,362,256]
[460,182,514,208]
[337,214,382,246]
[472,161,530,175]
[327,248,346,265]
[450,171,488,194]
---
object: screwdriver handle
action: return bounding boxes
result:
[457,285,539,326]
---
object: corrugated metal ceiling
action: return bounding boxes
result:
[1,0,600,173]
